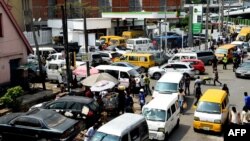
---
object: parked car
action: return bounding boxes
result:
[98,51,122,64]
[0,108,83,141]
[76,52,103,67]
[235,60,250,78]
[105,45,132,54]
[30,96,101,128]
[181,59,205,74]
[136,50,171,65]
[111,62,143,74]
[148,62,195,80]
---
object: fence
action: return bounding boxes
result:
[23,30,52,46]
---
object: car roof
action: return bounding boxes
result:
[57,96,93,104]
[143,95,178,110]
[199,89,227,103]
[168,62,191,65]
[231,41,244,45]
[124,53,153,56]
[218,44,237,49]
[25,108,63,120]
[181,59,202,62]
[127,38,150,40]
[97,113,145,136]
[47,60,65,64]
[33,47,55,51]
[174,52,197,56]
[96,65,133,71]
[158,72,183,83]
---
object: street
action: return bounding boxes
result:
[144,62,249,141]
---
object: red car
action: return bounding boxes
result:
[181,59,205,74]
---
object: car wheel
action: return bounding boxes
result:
[141,67,146,73]
[193,128,199,132]
[207,60,212,65]
[153,72,162,80]
[195,70,200,75]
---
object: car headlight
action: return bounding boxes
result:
[194,116,200,121]
[158,128,165,132]
[214,119,221,123]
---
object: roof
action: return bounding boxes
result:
[143,95,178,110]
[218,44,237,49]
[199,89,227,103]
[168,61,191,65]
[231,41,244,45]
[158,72,183,83]
[96,65,133,71]
[97,113,145,136]
[0,0,33,54]
[124,53,153,56]
[181,59,202,62]
[58,96,93,104]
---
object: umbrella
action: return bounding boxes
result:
[90,80,116,92]
[73,65,99,77]
[81,73,119,87]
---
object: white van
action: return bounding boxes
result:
[33,47,57,59]
[126,38,153,51]
[95,65,141,88]
[168,52,197,63]
[152,72,184,98]
[46,60,65,82]
[92,113,149,141]
[142,96,180,140]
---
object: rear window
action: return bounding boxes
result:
[92,54,102,59]
[111,53,121,58]
[44,112,67,128]
[48,64,59,70]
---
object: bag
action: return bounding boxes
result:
[182,101,187,109]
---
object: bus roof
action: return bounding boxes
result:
[199,89,227,103]
[218,44,237,49]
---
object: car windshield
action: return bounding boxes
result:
[44,112,67,128]
[196,101,221,114]
[91,132,120,141]
[155,82,178,93]
[240,62,250,68]
[142,108,166,122]
[128,69,140,77]
[125,63,136,68]
[215,48,227,54]
[111,53,121,58]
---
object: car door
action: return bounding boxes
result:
[173,64,188,73]
[165,109,172,134]
[130,126,140,141]
[119,71,130,88]
[170,104,178,132]
[164,64,174,72]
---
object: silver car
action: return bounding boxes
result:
[235,61,250,78]
[148,62,195,80]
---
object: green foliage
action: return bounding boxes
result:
[180,16,189,27]
[192,0,201,4]
[0,86,23,109]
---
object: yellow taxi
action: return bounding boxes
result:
[215,44,237,62]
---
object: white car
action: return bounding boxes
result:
[148,62,195,80]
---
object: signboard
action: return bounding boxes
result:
[193,5,203,23]
[192,23,202,34]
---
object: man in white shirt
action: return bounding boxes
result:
[84,123,98,141]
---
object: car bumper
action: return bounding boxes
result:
[149,130,165,140]
[193,121,222,133]
[47,74,60,81]
[235,72,250,78]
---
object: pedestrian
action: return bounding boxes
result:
[241,106,250,125]
[211,56,218,73]
[144,74,151,96]
[214,69,222,86]
[117,86,126,114]
[84,123,99,141]
[140,75,145,90]
[174,48,178,54]
[194,76,202,89]
[129,76,136,97]
[194,83,202,106]
[244,92,250,110]
[184,74,190,96]
[178,88,185,114]
[210,44,215,52]
[229,106,240,125]
[232,53,238,72]
[222,54,228,70]
[222,84,230,96]
[125,93,134,113]
[138,89,146,110]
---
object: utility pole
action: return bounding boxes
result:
[221,0,224,34]
[61,5,71,92]
[205,0,209,50]
[188,6,193,47]
[226,0,231,32]
[164,2,167,52]
[83,8,90,77]
[30,10,46,90]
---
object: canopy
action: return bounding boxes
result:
[81,73,119,87]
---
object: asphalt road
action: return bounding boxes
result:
[144,62,250,141]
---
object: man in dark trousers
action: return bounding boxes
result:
[194,83,202,106]
[222,54,228,70]
[214,69,222,86]
[184,74,191,96]
[212,56,218,73]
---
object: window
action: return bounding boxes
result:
[165,65,173,69]
[121,134,129,141]
[136,40,143,44]
[139,56,147,62]
[129,56,138,61]
[14,117,42,128]
[47,102,66,109]
[120,71,129,78]
[190,56,197,59]
[171,104,176,114]
[67,102,82,110]
[172,56,180,61]
[0,13,3,37]
[174,64,188,69]
[106,70,119,79]
[130,127,139,140]
[167,109,171,120]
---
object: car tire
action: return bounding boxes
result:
[193,128,199,132]
[153,72,162,80]
[195,70,200,75]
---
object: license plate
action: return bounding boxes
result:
[202,127,210,131]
